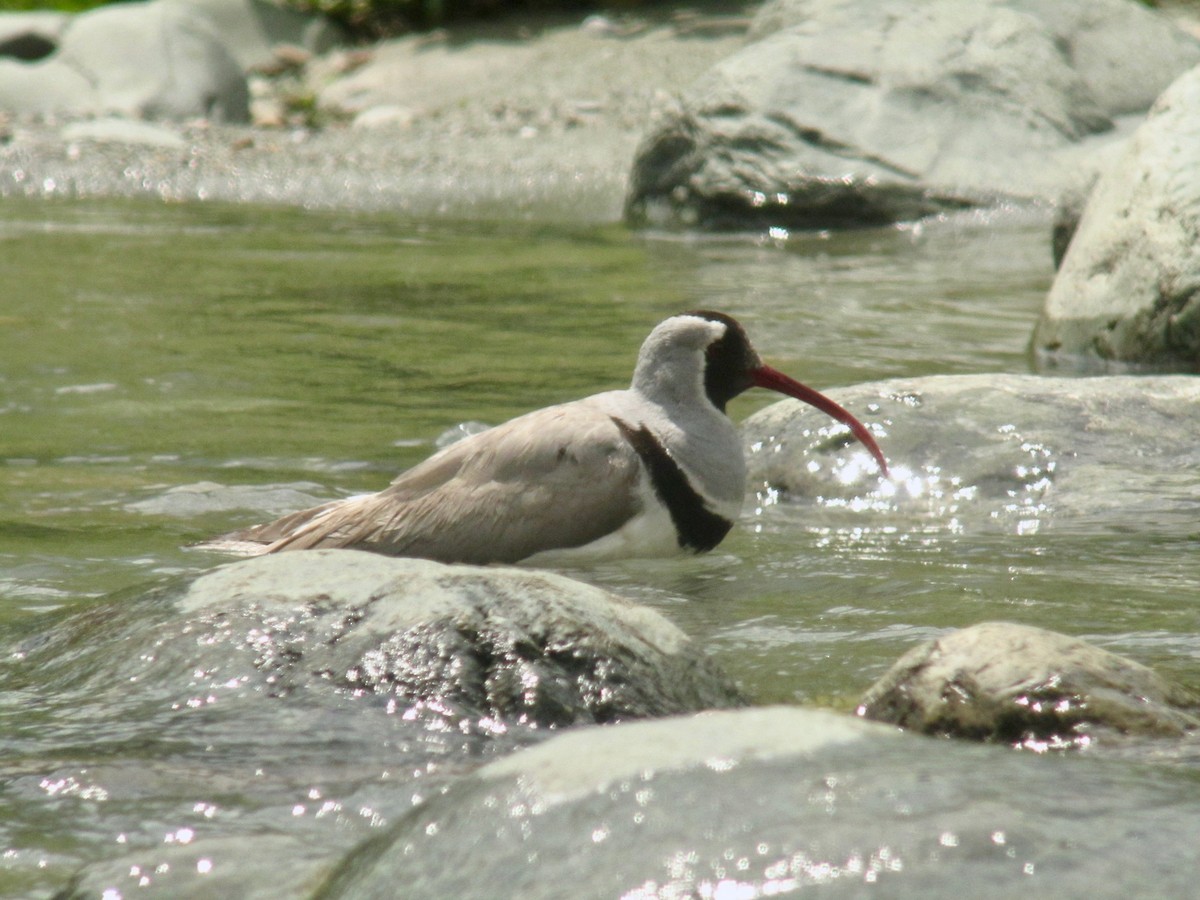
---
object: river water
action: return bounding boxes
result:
[1,198,1197,896]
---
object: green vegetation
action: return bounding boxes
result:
[0,0,111,10]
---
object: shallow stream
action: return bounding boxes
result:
[1,198,1197,896]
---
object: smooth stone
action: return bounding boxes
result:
[57,0,249,121]
[741,373,1200,535]
[751,0,1200,118]
[166,0,344,72]
[61,117,188,149]
[625,0,1198,229]
[0,57,96,116]
[318,705,1200,898]
[858,622,1200,747]
[1034,63,1200,370]
[351,104,417,130]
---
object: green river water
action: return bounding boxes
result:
[1,198,1197,896]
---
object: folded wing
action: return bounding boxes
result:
[219,402,644,565]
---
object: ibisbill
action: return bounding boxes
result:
[203,311,889,565]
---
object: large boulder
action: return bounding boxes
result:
[56,0,249,121]
[741,373,1200,535]
[319,705,1200,899]
[858,622,1200,747]
[0,0,343,122]
[0,0,264,122]
[166,0,344,72]
[47,550,741,728]
[626,0,1200,230]
[1033,64,1200,370]
[27,552,740,897]
[0,57,96,117]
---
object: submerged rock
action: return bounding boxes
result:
[14,552,742,895]
[318,705,1200,899]
[1034,64,1200,370]
[742,373,1200,536]
[193,552,745,723]
[168,551,741,726]
[626,0,1199,230]
[858,622,1200,748]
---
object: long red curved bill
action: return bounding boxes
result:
[752,365,889,478]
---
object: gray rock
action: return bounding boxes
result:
[1033,64,1200,370]
[752,0,1200,118]
[995,0,1200,117]
[173,551,744,725]
[26,551,743,898]
[0,0,252,122]
[167,0,344,72]
[742,373,1200,535]
[858,622,1200,747]
[626,0,1199,230]
[0,0,339,122]
[60,0,249,121]
[318,705,1200,899]
[0,57,96,117]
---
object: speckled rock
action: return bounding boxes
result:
[858,622,1200,747]
[317,705,1200,899]
[166,551,742,726]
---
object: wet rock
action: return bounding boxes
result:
[19,550,743,898]
[742,373,1200,536]
[171,551,743,726]
[60,835,319,900]
[626,0,1199,230]
[1034,64,1200,370]
[858,622,1200,748]
[318,705,1200,899]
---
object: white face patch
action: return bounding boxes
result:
[632,315,732,410]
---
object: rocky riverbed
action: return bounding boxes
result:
[0,2,752,220]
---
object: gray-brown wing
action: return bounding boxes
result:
[263,404,644,564]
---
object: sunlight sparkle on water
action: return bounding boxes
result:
[817,460,971,529]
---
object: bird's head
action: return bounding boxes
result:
[633,311,889,477]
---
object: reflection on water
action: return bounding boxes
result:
[0,199,1197,895]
